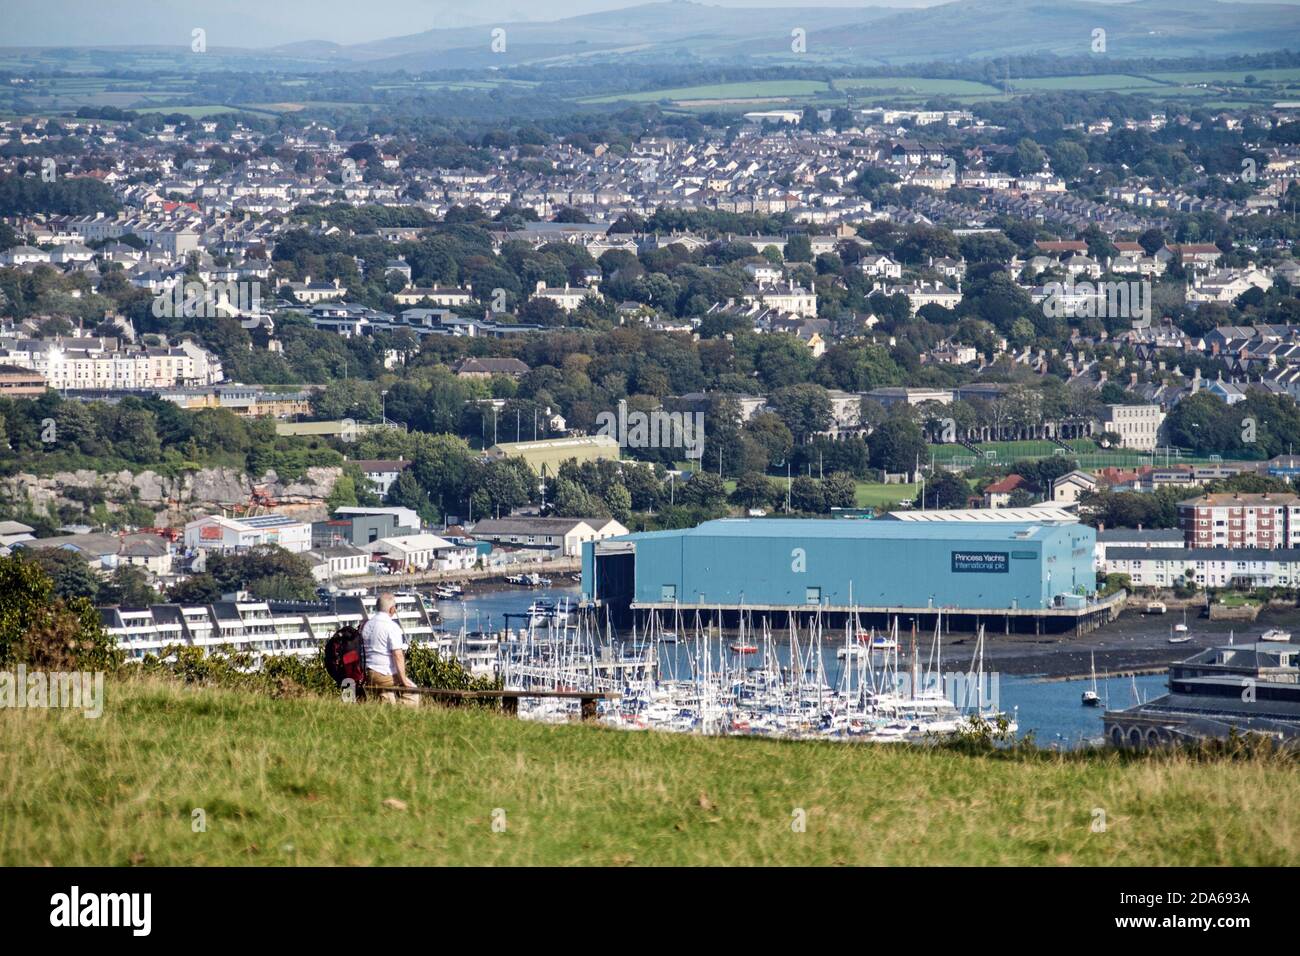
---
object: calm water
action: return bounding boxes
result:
[432,584,584,632]
[1000,674,1166,747]
[430,584,1170,747]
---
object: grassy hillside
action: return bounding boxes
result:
[2,678,1298,866]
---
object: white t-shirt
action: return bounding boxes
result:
[362,612,406,676]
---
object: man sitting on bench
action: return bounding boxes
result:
[363,592,419,707]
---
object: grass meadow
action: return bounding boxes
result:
[2,678,1298,866]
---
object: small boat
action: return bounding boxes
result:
[868,634,899,652]
[1082,651,1101,706]
[1261,628,1292,642]
[1168,635,1192,644]
[1145,601,1166,615]
[433,586,457,599]
[658,631,678,644]
[729,643,758,654]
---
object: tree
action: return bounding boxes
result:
[386,470,437,524]
[1047,141,1088,179]
[622,463,665,512]
[1011,137,1046,176]
[549,477,608,518]
[0,552,117,671]
[327,473,360,511]
[206,546,316,602]
[472,458,533,519]
[24,548,100,602]
[816,341,902,392]
[680,472,726,508]
[870,416,926,476]
[784,234,813,263]
[168,573,221,604]
[767,383,832,443]
[790,476,826,513]
[918,471,969,509]
[753,335,815,389]
[312,379,381,421]
[730,473,778,510]
[823,472,857,510]
[98,565,158,607]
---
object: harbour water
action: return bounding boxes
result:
[426,584,1174,747]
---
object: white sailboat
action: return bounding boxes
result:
[1082,651,1101,706]
[1169,609,1191,643]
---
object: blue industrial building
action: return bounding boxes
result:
[583,518,1106,633]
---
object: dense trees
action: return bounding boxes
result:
[0,176,119,217]
[204,545,318,602]
[0,554,117,671]
[1165,390,1300,459]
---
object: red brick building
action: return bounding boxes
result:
[1178,492,1300,549]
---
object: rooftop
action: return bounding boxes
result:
[1180,492,1300,507]
[624,517,1072,542]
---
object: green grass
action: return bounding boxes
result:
[1010,74,1163,91]
[855,481,918,509]
[3,678,1299,865]
[579,80,829,104]
[931,440,1073,464]
[927,439,1228,471]
[719,479,917,511]
[1149,67,1300,86]
[831,77,1000,95]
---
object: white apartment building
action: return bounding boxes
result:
[25,339,222,390]
[1103,547,1300,589]
[1102,404,1165,451]
[531,281,600,312]
[393,286,474,307]
[742,282,818,317]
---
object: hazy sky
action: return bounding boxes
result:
[5,0,951,48]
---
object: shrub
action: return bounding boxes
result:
[0,554,121,671]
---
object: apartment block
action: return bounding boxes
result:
[1178,492,1300,549]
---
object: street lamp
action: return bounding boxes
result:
[380,389,388,425]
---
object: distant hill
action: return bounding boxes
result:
[324,2,893,69]
[297,0,1300,69]
[9,0,1300,71]
[801,0,1300,62]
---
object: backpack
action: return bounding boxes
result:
[324,624,367,699]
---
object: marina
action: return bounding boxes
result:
[101,580,1300,748]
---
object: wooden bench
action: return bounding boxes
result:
[363,685,620,721]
